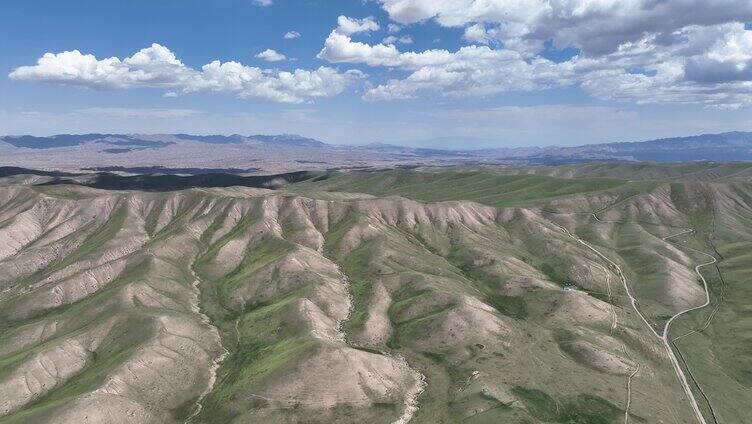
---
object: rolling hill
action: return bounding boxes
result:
[0,164,749,423]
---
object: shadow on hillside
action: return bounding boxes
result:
[0,167,329,192]
[82,166,261,175]
[0,167,79,178]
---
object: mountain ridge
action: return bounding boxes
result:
[1,131,751,173]
[0,164,750,423]
[3,130,751,152]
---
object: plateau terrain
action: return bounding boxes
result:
[2,132,752,173]
[0,163,749,423]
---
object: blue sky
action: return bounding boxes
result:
[2,0,752,148]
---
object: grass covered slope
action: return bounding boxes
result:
[297,166,752,424]
[291,169,643,207]
[0,164,749,423]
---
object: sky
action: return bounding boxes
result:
[2,0,752,149]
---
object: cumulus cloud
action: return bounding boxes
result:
[9,44,364,104]
[379,0,752,55]
[361,51,569,101]
[388,23,402,33]
[335,16,380,36]
[382,35,413,45]
[574,23,752,108]
[463,24,490,44]
[255,48,286,62]
[319,31,468,68]
[316,5,752,108]
[284,31,301,40]
[463,23,503,45]
[319,30,573,100]
[253,0,273,6]
[319,32,401,66]
[382,36,398,45]
[684,25,752,83]
[8,44,192,90]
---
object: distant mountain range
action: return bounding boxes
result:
[1,131,751,173]
[506,131,752,163]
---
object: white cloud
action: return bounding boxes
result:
[684,25,752,83]
[8,44,193,90]
[382,35,413,45]
[335,16,380,36]
[319,31,571,100]
[380,0,752,55]
[319,31,461,68]
[253,0,273,6]
[10,44,364,104]
[187,61,364,103]
[463,23,501,45]
[317,7,752,108]
[284,31,301,40]
[574,23,752,108]
[255,48,286,62]
[388,23,402,33]
[382,36,398,45]
[361,53,569,101]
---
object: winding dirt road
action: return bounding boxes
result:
[553,223,643,424]
[554,221,714,424]
[661,229,716,424]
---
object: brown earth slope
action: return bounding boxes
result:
[0,167,749,423]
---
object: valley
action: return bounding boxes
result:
[0,164,750,423]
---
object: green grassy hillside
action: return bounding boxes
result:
[0,164,749,423]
